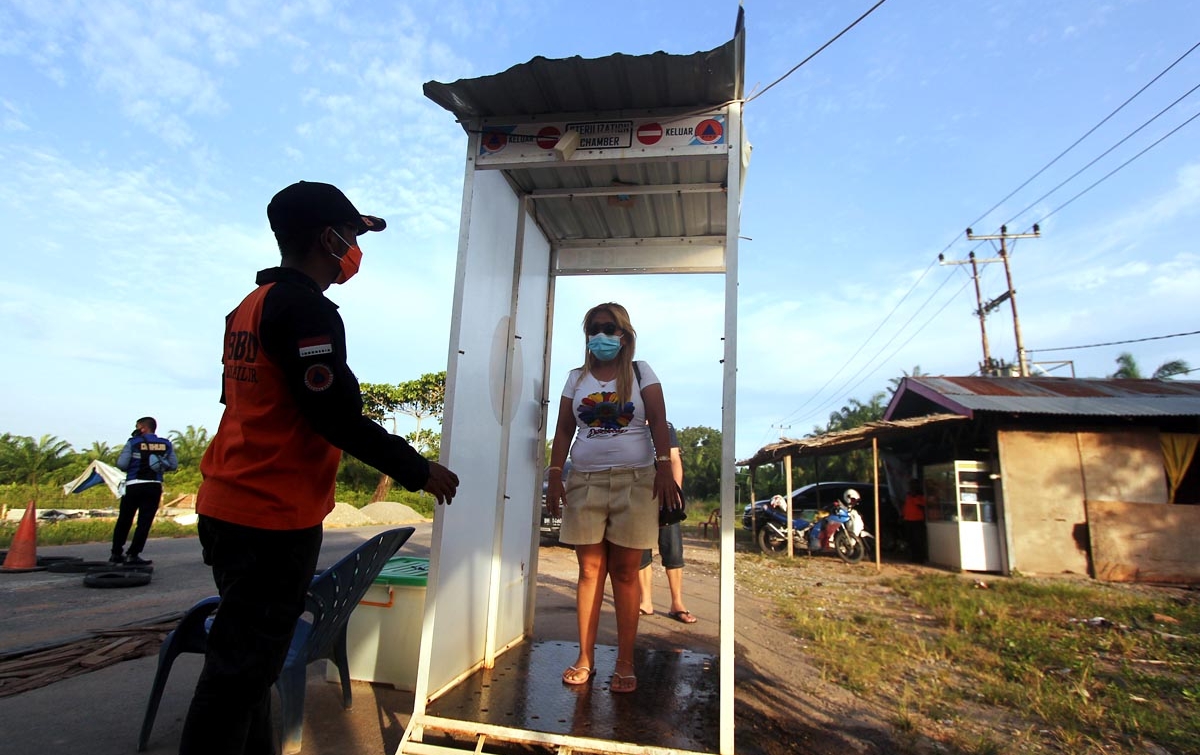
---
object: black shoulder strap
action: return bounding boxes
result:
[633,361,642,384]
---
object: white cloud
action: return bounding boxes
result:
[2,98,30,131]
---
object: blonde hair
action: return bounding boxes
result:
[581,302,637,402]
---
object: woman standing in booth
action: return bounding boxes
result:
[545,302,680,694]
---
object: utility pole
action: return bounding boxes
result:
[964,224,1040,376]
[939,251,993,374]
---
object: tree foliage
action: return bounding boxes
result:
[888,365,926,394]
[1108,352,1190,380]
[677,426,722,500]
[0,433,75,487]
[85,441,116,464]
[359,372,447,501]
[168,425,211,469]
[361,372,446,453]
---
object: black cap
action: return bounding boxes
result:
[267,181,387,236]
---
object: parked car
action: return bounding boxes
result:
[742,481,901,552]
[539,461,572,542]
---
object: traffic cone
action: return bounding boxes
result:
[1,500,39,572]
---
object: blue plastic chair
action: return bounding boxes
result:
[138,526,415,754]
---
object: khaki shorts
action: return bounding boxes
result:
[560,466,658,550]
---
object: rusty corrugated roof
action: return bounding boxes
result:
[890,376,1200,419]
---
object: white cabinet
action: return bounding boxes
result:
[923,461,1003,572]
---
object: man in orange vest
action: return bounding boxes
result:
[180,181,460,755]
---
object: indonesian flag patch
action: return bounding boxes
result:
[298,336,334,358]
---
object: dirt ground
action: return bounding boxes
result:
[596,527,1180,755]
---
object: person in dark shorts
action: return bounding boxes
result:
[638,421,696,623]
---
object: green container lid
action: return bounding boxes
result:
[373,556,429,587]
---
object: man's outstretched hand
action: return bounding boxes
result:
[424,462,460,504]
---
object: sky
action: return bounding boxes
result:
[1,0,1197,464]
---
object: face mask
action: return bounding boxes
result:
[587,333,622,361]
[329,229,363,285]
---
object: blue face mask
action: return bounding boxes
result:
[587,334,622,361]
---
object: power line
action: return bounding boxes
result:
[745,0,890,104]
[773,256,939,427]
[756,29,1198,443]
[1033,108,1200,227]
[788,268,967,429]
[1027,329,1200,354]
[1007,81,1200,228]
[832,276,975,406]
[967,40,1200,233]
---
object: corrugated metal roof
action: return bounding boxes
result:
[422,11,745,252]
[423,14,744,120]
[895,376,1200,418]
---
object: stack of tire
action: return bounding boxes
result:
[45,557,153,588]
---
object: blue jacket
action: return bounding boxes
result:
[117,433,178,483]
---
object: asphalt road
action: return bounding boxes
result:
[0,523,432,654]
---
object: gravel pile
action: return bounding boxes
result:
[324,501,430,528]
[358,500,428,524]
[325,502,376,527]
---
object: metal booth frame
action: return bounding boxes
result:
[399,12,746,755]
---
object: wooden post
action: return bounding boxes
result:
[872,437,881,571]
[784,454,794,558]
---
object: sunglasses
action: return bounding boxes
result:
[587,322,619,336]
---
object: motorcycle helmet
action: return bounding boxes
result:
[841,488,861,506]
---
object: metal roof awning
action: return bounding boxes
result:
[737,414,969,469]
[422,9,747,275]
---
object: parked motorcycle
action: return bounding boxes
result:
[755,492,873,564]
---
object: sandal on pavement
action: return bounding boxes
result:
[639,608,653,616]
[667,610,698,624]
[610,659,637,693]
[562,665,595,685]
[610,671,637,693]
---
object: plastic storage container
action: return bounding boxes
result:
[329,555,428,690]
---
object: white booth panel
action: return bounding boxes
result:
[428,168,524,693]
[424,168,552,693]
[496,225,552,645]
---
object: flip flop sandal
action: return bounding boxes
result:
[561,665,595,685]
[609,671,638,694]
[639,608,653,616]
[667,610,698,624]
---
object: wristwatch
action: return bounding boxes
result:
[655,455,671,462]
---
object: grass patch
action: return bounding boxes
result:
[0,516,198,548]
[737,555,1200,754]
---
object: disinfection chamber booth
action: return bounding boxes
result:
[399,12,747,755]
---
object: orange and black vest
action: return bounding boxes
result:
[199,267,429,530]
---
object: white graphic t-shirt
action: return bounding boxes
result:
[562,361,660,472]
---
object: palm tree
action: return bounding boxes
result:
[85,441,116,464]
[1108,352,1190,380]
[4,434,74,489]
[1152,359,1190,379]
[168,425,211,469]
[888,366,927,394]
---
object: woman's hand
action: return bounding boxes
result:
[654,464,681,510]
[546,477,567,516]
